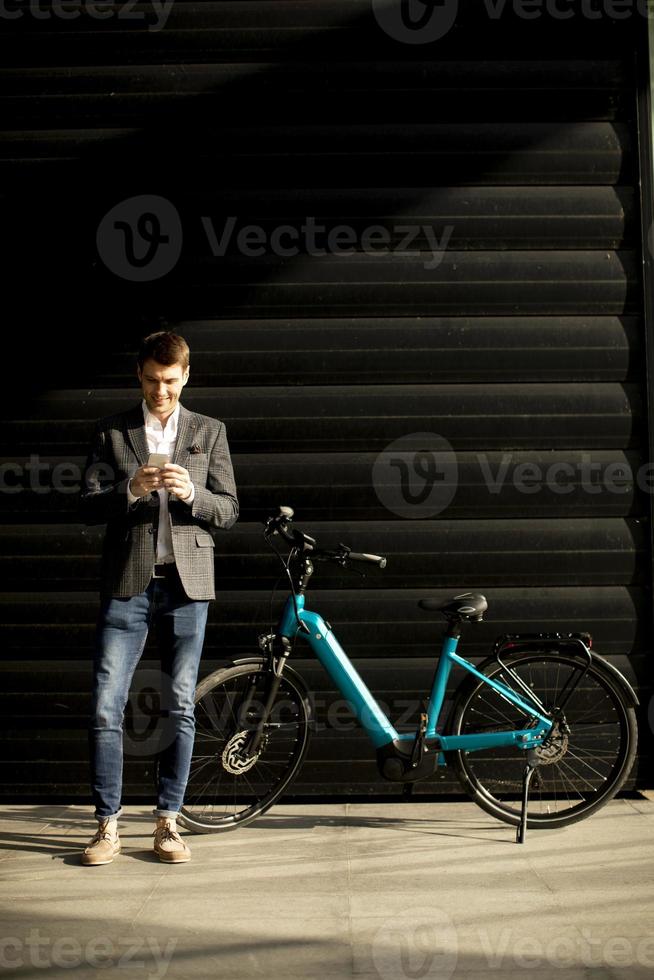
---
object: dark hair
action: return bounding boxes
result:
[137,331,190,372]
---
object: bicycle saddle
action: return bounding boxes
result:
[418,592,488,622]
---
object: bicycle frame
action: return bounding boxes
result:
[278,594,554,759]
[185,514,637,843]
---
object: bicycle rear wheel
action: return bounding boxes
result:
[178,661,312,833]
[448,651,637,829]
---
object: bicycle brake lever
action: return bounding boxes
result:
[337,543,366,575]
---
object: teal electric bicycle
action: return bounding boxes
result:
[179,507,639,843]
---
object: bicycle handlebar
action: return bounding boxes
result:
[263,506,387,569]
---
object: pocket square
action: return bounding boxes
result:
[189,444,203,454]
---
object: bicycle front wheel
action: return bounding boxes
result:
[178,661,312,833]
[448,651,638,829]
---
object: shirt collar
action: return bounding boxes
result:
[141,397,180,436]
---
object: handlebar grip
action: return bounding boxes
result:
[347,552,387,569]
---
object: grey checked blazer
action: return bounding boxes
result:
[78,400,238,600]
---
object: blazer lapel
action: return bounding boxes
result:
[171,403,197,467]
[125,401,149,467]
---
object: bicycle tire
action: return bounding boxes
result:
[447,650,638,829]
[176,661,312,833]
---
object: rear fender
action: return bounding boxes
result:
[478,634,639,708]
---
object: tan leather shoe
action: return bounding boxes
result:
[152,817,191,863]
[81,818,120,866]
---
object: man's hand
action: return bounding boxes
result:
[129,464,166,498]
[160,462,193,501]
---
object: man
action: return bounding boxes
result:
[78,330,238,865]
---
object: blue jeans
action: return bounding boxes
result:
[88,567,209,821]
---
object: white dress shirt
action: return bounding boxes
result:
[126,398,195,563]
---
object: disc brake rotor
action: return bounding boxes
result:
[534,722,569,765]
[222,730,263,775]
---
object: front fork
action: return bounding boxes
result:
[235,633,292,759]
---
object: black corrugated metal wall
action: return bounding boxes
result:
[1,1,652,798]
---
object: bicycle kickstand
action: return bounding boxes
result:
[516,749,540,844]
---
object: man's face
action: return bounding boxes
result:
[137,358,189,419]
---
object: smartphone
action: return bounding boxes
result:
[147,452,170,469]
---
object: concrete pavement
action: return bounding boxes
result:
[0,796,653,979]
